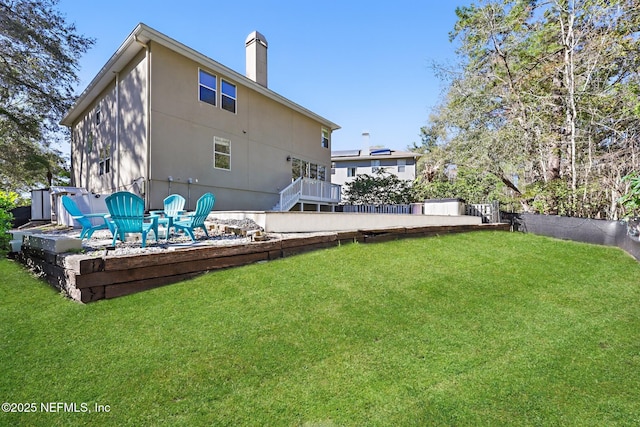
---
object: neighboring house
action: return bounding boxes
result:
[61,23,340,212]
[331,133,421,193]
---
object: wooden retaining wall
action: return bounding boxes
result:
[17,223,509,303]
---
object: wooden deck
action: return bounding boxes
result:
[16,223,509,303]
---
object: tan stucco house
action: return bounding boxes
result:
[61,23,340,211]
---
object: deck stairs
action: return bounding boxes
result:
[271,177,341,211]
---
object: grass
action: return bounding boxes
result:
[1,231,639,426]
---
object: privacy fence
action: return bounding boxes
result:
[514,213,640,261]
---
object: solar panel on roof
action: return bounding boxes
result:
[332,150,361,157]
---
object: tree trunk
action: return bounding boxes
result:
[560,1,578,213]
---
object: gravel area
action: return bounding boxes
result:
[21,217,268,257]
[208,217,263,231]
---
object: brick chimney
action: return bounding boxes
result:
[245,31,268,87]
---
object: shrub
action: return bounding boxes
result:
[619,172,640,219]
[413,167,519,208]
[343,169,415,205]
[0,192,18,252]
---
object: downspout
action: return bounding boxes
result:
[136,35,152,208]
[115,71,120,192]
[146,42,152,209]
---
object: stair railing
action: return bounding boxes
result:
[278,177,303,212]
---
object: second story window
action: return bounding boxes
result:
[371,160,381,173]
[221,80,236,113]
[347,167,357,177]
[95,106,101,125]
[397,159,406,173]
[199,69,217,106]
[321,128,329,148]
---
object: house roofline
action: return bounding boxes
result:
[61,23,340,131]
[331,151,421,161]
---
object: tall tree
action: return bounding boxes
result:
[422,0,640,218]
[0,0,93,191]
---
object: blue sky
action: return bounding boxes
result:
[57,0,467,152]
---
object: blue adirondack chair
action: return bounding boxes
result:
[173,193,215,241]
[61,195,112,240]
[105,191,159,248]
[150,194,186,237]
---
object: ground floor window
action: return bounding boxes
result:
[318,165,326,181]
[99,146,111,176]
[214,136,230,170]
[291,157,328,181]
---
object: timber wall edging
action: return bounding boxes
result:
[17,224,509,303]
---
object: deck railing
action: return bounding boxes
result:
[300,178,341,203]
[277,178,341,211]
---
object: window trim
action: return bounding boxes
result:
[221,79,237,114]
[98,146,111,176]
[213,136,231,171]
[290,157,329,181]
[321,127,329,149]
[199,69,217,106]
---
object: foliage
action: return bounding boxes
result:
[343,169,415,204]
[618,172,640,219]
[412,125,521,209]
[421,0,640,219]
[0,136,71,191]
[2,233,640,425]
[414,166,518,207]
[525,179,573,216]
[0,191,18,251]
[0,0,93,192]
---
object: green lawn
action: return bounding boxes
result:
[1,231,639,426]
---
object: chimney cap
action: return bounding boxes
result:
[245,31,268,47]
